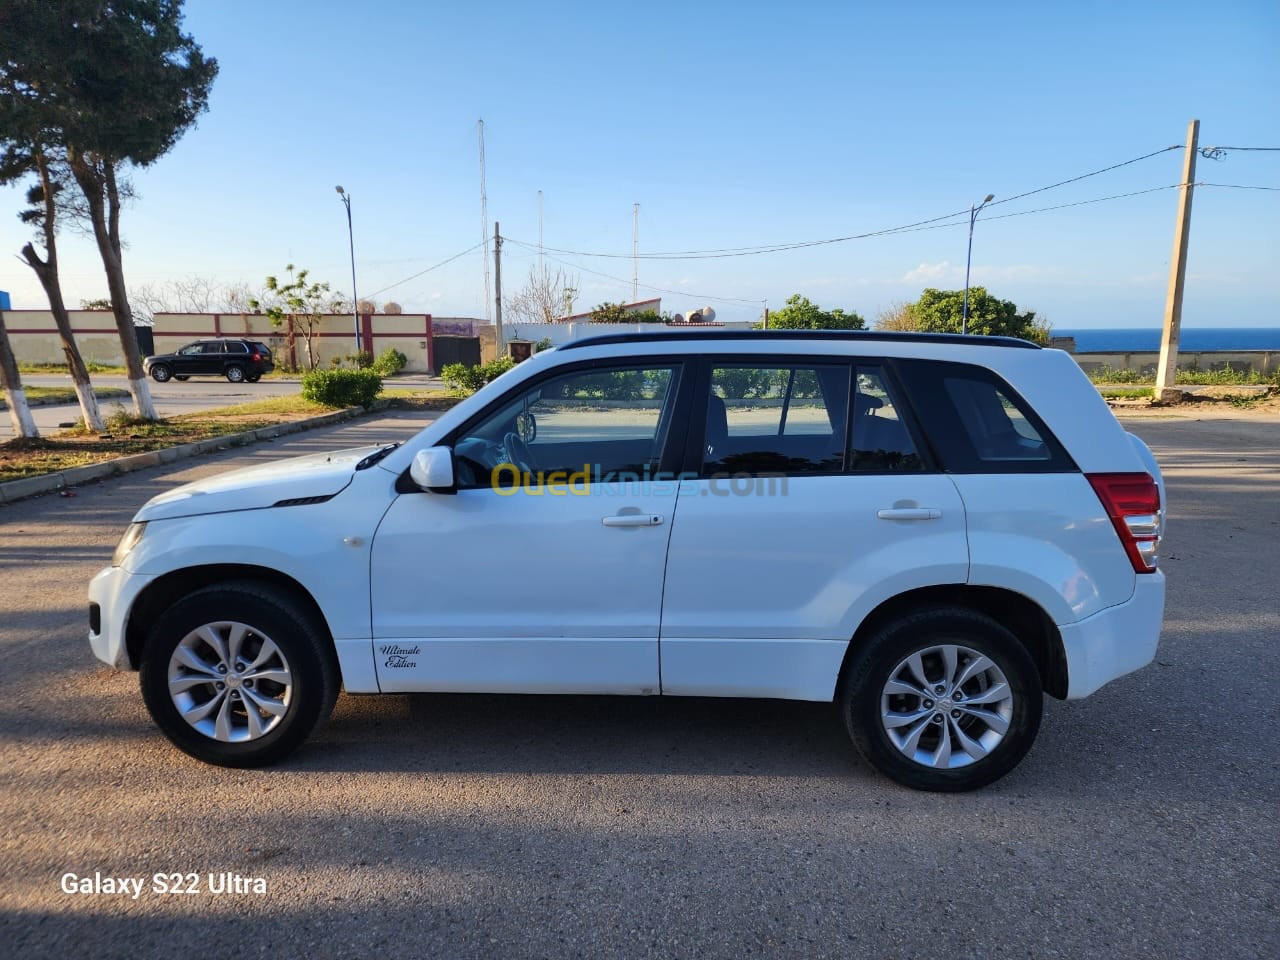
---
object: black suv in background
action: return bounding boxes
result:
[144,339,274,383]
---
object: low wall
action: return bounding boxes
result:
[1074,350,1277,377]
[0,310,127,365]
[0,310,449,373]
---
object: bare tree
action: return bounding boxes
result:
[130,275,253,322]
[220,281,258,315]
[873,300,919,332]
[504,266,581,324]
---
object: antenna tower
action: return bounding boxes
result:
[478,119,491,322]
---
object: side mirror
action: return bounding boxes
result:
[410,447,455,491]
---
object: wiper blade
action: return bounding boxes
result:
[355,443,402,470]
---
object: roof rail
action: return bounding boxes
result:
[556,329,1041,351]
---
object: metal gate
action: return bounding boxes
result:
[432,335,481,370]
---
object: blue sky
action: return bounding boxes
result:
[1,0,1277,328]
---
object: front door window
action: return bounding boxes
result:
[453,364,681,489]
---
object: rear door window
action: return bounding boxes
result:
[850,366,924,472]
[702,362,849,475]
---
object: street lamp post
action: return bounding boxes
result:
[335,186,360,355]
[962,193,995,335]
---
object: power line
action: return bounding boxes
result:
[979,183,1187,222]
[986,145,1182,208]
[505,145,1184,261]
[506,180,1189,263]
[365,240,490,298]
[1199,182,1280,191]
[523,246,763,306]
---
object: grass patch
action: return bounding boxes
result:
[187,396,330,419]
[0,398,331,483]
[0,386,130,410]
[1087,366,1279,386]
[0,389,460,485]
[17,361,128,375]
[1100,387,1153,399]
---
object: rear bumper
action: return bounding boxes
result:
[1059,571,1165,699]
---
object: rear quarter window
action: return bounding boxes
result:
[893,359,1076,474]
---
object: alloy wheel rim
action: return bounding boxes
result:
[879,643,1013,769]
[167,621,293,742]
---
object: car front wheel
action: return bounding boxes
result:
[139,581,339,767]
[840,606,1042,792]
[150,364,172,382]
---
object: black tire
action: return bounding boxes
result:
[139,580,339,767]
[840,605,1042,792]
[246,374,261,383]
[150,363,172,383]
[174,375,190,381]
[225,364,246,383]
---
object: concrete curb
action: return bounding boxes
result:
[0,404,371,506]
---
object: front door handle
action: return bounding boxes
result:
[602,514,664,528]
[876,507,942,521]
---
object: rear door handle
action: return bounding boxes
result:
[602,514,664,527]
[876,507,942,521]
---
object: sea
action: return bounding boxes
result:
[1053,327,1280,352]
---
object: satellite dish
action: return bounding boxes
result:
[701,306,716,323]
[672,313,685,323]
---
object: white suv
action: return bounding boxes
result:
[89,331,1165,791]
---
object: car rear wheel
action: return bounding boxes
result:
[174,375,190,381]
[840,605,1042,792]
[225,364,246,383]
[139,581,339,767]
[150,364,172,383]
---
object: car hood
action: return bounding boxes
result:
[135,445,385,521]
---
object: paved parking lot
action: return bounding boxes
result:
[0,411,1276,959]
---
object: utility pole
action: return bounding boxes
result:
[762,304,769,329]
[1155,119,1199,402]
[494,221,504,357]
[632,203,639,302]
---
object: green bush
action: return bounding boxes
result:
[441,356,516,395]
[301,369,383,408]
[330,351,373,369]
[371,347,408,376]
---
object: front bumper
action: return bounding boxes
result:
[1058,571,1166,699]
[88,564,156,670]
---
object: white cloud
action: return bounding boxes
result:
[901,260,963,284]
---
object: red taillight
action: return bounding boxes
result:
[1087,472,1162,573]
[252,352,261,361]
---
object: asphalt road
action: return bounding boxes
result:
[0,412,1276,959]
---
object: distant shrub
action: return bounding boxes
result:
[441,356,515,395]
[371,347,408,376]
[301,369,382,408]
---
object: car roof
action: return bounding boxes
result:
[556,330,1041,352]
